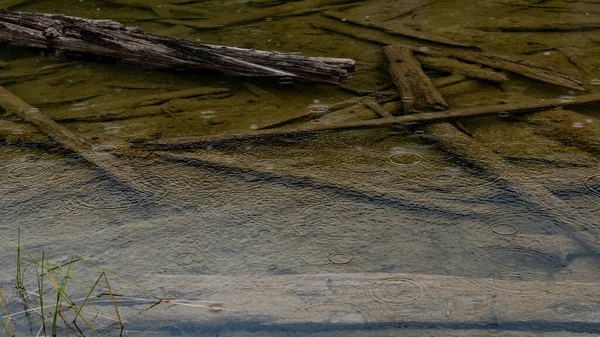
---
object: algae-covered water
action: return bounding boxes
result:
[0,0,599,336]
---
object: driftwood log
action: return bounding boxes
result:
[134,93,600,149]
[0,10,355,84]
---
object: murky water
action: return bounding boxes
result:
[0,0,599,336]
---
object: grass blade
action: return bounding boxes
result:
[39,252,47,337]
[0,290,15,337]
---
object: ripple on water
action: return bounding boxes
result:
[140,230,233,273]
[281,197,391,240]
[463,245,565,297]
[0,156,92,192]
[60,173,168,212]
[366,276,427,321]
[293,301,367,324]
[387,152,424,166]
[583,173,600,198]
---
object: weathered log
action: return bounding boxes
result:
[0,85,153,193]
[383,45,448,114]
[527,107,600,156]
[132,93,600,149]
[0,10,355,84]
[313,18,585,91]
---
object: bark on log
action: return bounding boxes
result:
[313,19,585,91]
[383,45,448,114]
[0,85,154,193]
[132,93,600,149]
[0,10,355,84]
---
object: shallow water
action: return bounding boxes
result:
[0,0,599,336]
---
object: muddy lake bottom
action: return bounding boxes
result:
[0,0,599,336]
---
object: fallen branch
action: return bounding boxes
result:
[429,122,600,253]
[132,93,600,149]
[314,18,585,91]
[0,85,153,193]
[383,44,448,113]
[381,46,600,251]
[257,97,367,130]
[0,10,355,84]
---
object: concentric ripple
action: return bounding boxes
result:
[583,173,600,197]
[366,277,427,320]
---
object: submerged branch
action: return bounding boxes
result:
[132,93,600,149]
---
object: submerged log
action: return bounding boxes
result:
[416,55,509,83]
[135,272,600,327]
[314,18,585,91]
[383,44,448,114]
[428,122,600,253]
[133,93,600,149]
[0,85,153,193]
[0,10,355,84]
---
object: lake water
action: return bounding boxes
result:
[0,0,599,336]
